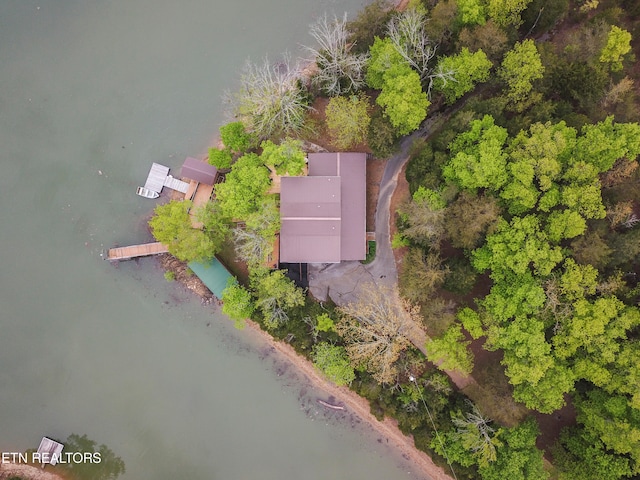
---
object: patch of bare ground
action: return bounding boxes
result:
[535,401,577,453]
[390,162,411,269]
[367,158,386,231]
[0,463,67,480]
[158,254,214,301]
[217,240,250,285]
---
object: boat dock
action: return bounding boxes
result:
[106,242,168,261]
[137,163,190,198]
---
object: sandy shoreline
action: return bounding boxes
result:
[241,319,454,480]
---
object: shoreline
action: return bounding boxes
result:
[0,463,66,480]
[161,257,451,479]
[241,318,453,480]
[175,1,449,478]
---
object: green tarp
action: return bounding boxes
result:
[188,258,234,298]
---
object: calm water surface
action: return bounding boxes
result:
[0,1,425,479]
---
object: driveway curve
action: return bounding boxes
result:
[308,115,442,305]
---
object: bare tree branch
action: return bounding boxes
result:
[304,13,369,96]
[387,8,456,96]
[227,54,310,139]
[337,285,420,384]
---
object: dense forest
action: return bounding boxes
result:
[149,0,640,478]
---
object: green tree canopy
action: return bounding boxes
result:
[472,215,563,281]
[574,389,640,475]
[555,425,633,480]
[425,324,474,375]
[149,200,221,262]
[498,39,544,109]
[457,0,487,26]
[366,36,405,89]
[208,147,233,169]
[260,138,306,176]
[599,25,632,72]
[251,269,305,329]
[325,94,371,149]
[376,64,429,135]
[221,280,255,329]
[478,418,548,480]
[553,297,640,382]
[215,153,271,220]
[442,115,509,191]
[367,37,429,135]
[435,48,493,104]
[313,342,356,386]
[487,0,534,28]
[575,117,640,173]
[481,271,546,323]
[501,120,576,214]
[220,121,252,152]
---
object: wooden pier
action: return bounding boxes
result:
[107,242,168,261]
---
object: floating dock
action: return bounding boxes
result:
[107,242,168,261]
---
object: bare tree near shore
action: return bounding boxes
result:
[337,285,419,384]
[227,54,309,139]
[387,7,455,95]
[305,13,369,96]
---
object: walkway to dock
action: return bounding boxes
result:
[163,174,189,193]
[189,182,215,229]
[107,242,168,261]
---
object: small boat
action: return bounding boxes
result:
[136,186,160,199]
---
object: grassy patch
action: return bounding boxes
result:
[361,240,376,264]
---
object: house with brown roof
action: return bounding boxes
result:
[279,152,367,264]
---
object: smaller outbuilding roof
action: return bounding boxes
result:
[181,157,218,185]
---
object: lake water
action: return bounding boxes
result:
[0,1,426,479]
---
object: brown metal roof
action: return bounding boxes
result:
[338,153,367,260]
[180,156,218,185]
[308,152,339,176]
[279,153,366,263]
[280,176,341,218]
[280,220,341,263]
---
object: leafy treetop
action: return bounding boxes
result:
[215,153,271,220]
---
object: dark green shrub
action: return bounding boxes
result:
[443,256,478,295]
[347,0,394,54]
[367,107,399,158]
